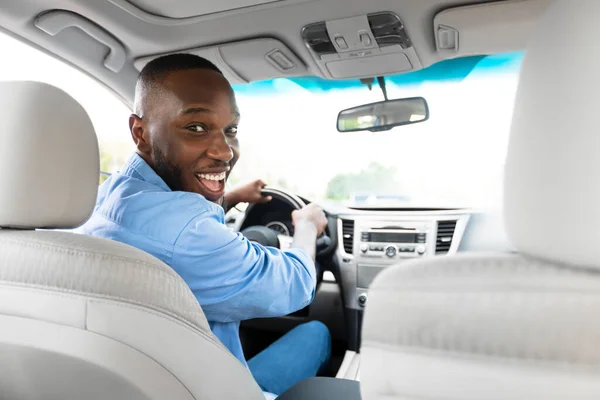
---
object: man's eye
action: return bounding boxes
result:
[227,126,238,135]
[187,124,206,133]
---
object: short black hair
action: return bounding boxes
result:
[138,53,222,84]
[134,53,224,115]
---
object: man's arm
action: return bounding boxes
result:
[223,179,272,212]
[290,220,318,261]
[171,204,326,323]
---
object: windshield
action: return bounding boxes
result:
[230,52,522,208]
[0,26,521,209]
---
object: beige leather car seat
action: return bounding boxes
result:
[360,0,600,399]
[0,81,265,399]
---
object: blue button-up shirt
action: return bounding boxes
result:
[77,153,316,366]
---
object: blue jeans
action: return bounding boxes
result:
[247,321,331,396]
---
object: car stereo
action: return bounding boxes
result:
[358,222,430,259]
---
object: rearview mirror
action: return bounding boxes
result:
[337,97,429,132]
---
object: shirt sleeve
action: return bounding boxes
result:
[171,208,316,323]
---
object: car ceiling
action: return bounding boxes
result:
[0,0,549,105]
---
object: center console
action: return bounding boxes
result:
[354,219,434,292]
[334,212,469,352]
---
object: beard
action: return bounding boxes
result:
[152,146,185,192]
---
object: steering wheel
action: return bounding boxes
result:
[239,187,333,258]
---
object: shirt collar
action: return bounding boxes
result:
[121,153,172,192]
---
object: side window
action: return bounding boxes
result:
[0,32,135,184]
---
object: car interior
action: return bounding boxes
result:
[2,0,599,398]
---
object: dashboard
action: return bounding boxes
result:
[231,189,512,351]
[232,193,500,310]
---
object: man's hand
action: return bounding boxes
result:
[226,179,272,208]
[292,204,328,236]
[291,204,328,260]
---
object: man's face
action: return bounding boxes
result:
[132,68,240,203]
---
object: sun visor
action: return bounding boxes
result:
[125,0,282,19]
[133,38,307,84]
[434,0,551,57]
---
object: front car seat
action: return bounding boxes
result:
[0,81,264,399]
[360,0,600,399]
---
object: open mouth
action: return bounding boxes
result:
[195,172,226,194]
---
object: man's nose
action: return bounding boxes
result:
[206,132,234,162]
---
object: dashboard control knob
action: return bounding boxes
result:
[360,244,368,253]
[416,245,426,255]
[358,293,368,307]
[385,245,397,257]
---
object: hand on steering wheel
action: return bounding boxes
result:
[292,204,330,254]
[241,188,333,255]
[291,203,328,235]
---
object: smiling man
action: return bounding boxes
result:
[77,53,331,396]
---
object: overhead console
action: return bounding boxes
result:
[301,12,422,80]
[134,37,307,84]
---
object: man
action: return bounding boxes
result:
[77,53,330,396]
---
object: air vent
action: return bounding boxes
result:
[341,219,355,254]
[436,220,457,254]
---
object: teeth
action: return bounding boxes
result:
[196,172,226,181]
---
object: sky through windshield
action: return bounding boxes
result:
[230,52,523,208]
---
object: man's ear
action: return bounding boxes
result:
[129,114,152,155]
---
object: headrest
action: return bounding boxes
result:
[504,0,600,267]
[0,81,99,229]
